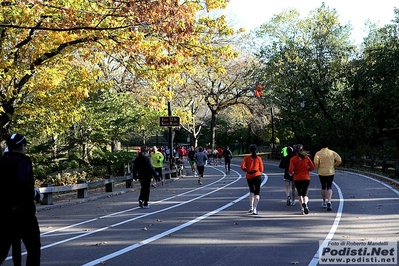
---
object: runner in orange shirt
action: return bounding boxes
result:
[289,144,315,215]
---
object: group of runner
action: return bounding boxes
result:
[183,141,341,216]
[279,141,342,215]
[187,145,233,184]
[159,141,341,216]
[239,141,341,216]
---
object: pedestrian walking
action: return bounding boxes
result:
[194,147,208,185]
[217,147,223,165]
[288,144,315,215]
[165,146,170,162]
[241,144,264,215]
[279,146,296,206]
[187,146,197,177]
[133,146,158,209]
[0,133,43,266]
[204,147,210,166]
[313,140,342,211]
[222,146,233,174]
[150,146,165,186]
[212,148,218,166]
[177,146,184,161]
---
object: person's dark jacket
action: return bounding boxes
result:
[222,149,232,161]
[187,150,195,161]
[279,154,293,179]
[132,152,157,181]
[0,151,37,216]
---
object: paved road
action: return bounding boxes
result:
[3,159,399,266]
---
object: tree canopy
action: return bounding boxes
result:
[254,4,355,149]
[0,0,237,141]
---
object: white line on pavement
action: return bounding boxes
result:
[82,174,269,266]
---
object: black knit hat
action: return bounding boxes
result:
[7,133,29,149]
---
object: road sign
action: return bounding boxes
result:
[160,116,180,127]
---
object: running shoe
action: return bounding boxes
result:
[302,203,309,215]
[286,196,291,206]
[291,200,296,206]
[327,202,332,211]
[252,208,258,215]
[322,202,327,208]
[139,200,143,208]
[248,206,253,213]
[143,204,150,209]
[152,183,157,188]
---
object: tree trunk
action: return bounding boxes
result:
[0,100,14,142]
[209,111,218,150]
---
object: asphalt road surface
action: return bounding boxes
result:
[3,158,399,266]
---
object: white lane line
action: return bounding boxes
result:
[82,174,269,266]
[308,170,399,266]
[40,167,230,237]
[265,162,344,266]
[342,171,399,196]
[6,167,234,261]
[20,169,243,254]
[41,231,89,237]
[308,182,344,266]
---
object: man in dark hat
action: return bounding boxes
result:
[0,133,42,266]
[133,146,158,209]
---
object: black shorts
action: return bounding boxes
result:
[246,176,262,195]
[318,175,334,190]
[294,180,310,197]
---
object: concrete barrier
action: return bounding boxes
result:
[38,168,181,205]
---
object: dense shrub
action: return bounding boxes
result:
[31,148,135,187]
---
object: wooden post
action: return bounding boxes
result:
[382,159,387,173]
[126,174,133,188]
[41,183,53,205]
[105,176,114,192]
[77,180,88,198]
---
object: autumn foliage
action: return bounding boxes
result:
[0,0,236,140]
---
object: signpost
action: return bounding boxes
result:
[160,116,180,127]
[160,115,180,167]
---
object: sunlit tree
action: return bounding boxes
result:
[0,0,236,142]
[255,4,354,148]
